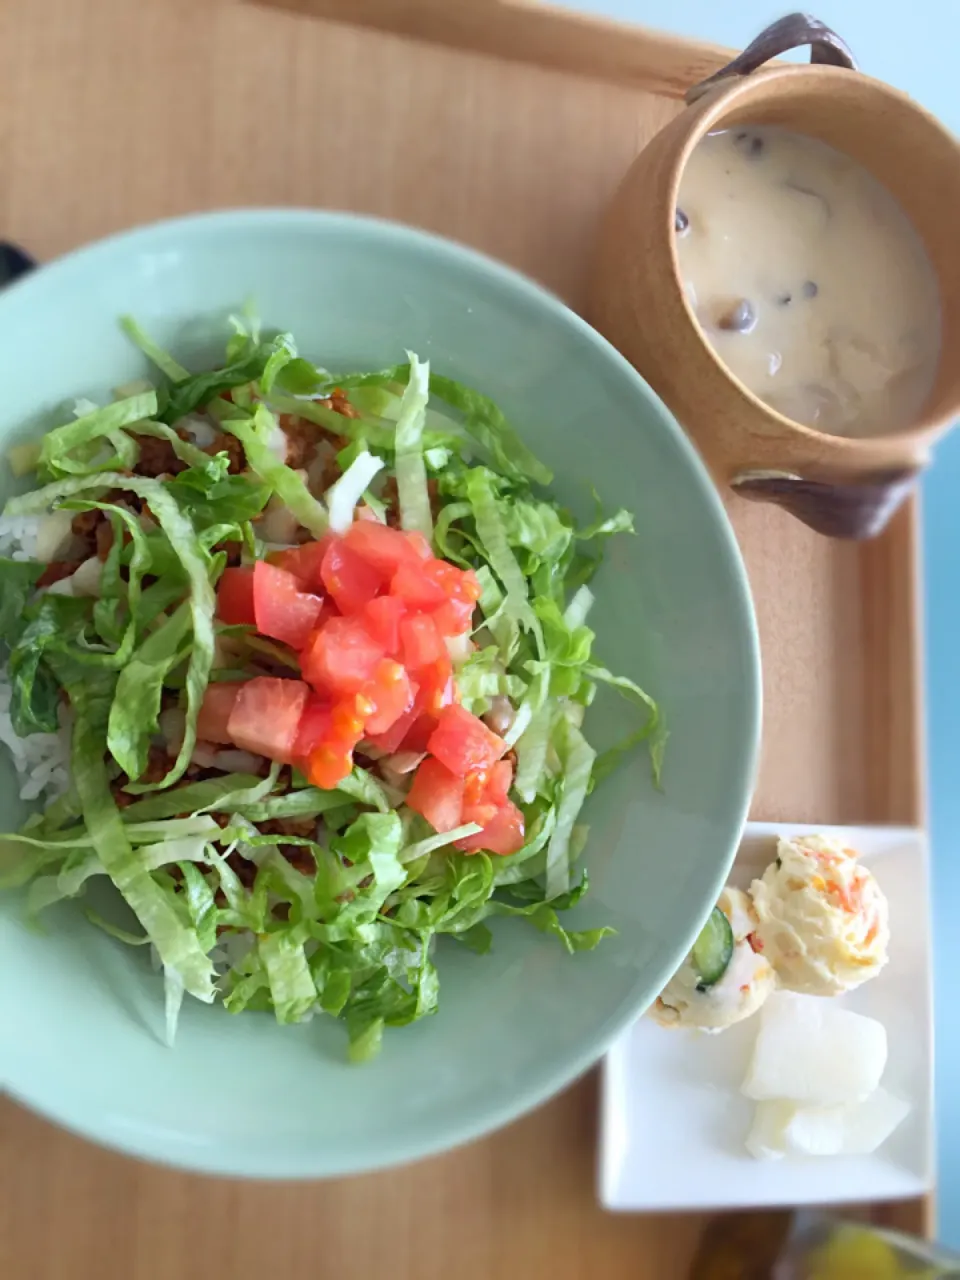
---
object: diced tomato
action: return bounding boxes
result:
[455,801,525,855]
[216,567,256,626]
[432,596,475,637]
[362,595,406,654]
[428,560,480,601]
[226,676,310,763]
[292,694,333,764]
[463,768,490,807]
[306,742,354,790]
[300,616,386,694]
[252,561,324,649]
[356,504,381,523]
[427,704,507,778]
[414,653,457,718]
[485,759,514,806]
[314,598,341,631]
[303,696,367,789]
[404,530,433,561]
[299,694,366,789]
[406,757,465,833]
[269,539,331,592]
[330,696,368,747]
[321,538,385,614]
[343,520,424,575]
[390,562,448,609]
[197,682,243,744]
[366,704,419,754]
[402,713,439,754]
[399,613,446,670]
[359,660,416,736]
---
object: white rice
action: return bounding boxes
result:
[0,516,73,804]
[0,513,41,561]
[0,670,71,804]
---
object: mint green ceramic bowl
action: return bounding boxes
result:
[0,210,760,1177]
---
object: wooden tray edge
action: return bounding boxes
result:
[861,496,927,829]
[243,0,736,96]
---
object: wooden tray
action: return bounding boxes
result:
[0,0,929,1274]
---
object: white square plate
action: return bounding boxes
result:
[599,823,933,1212]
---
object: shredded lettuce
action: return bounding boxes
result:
[544,721,596,900]
[393,352,433,539]
[39,392,157,477]
[326,450,384,534]
[107,603,191,780]
[70,691,216,1002]
[222,405,328,537]
[465,467,542,658]
[0,316,662,1064]
[120,316,190,383]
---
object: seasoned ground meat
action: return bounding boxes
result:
[279,415,318,470]
[213,539,243,567]
[70,508,102,558]
[70,508,101,539]
[132,433,186,478]
[139,745,171,785]
[95,518,115,561]
[110,745,168,803]
[259,816,318,839]
[283,847,317,876]
[225,853,257,888]
[36,560,82,588]
[204,432,245,474]
[111,784,135,809]
[326,389,360,420]
[381,476,441,527]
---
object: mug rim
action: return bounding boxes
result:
[664,63,954,456]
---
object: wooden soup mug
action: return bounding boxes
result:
[593,13,960,538]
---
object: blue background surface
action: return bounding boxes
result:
[557,0,960,1239]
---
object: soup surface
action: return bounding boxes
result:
[675,125,940,437]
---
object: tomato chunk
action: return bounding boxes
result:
[362,595,406,654]
[455,801,525,855]
[413,653,457,719]
[399,613,446,670]
[432,596,475,637]
[390,562,448,609]
[343,520,424,575]
[197,681,243,744]
[360,660,416,736]
[461,798,499,830]
[216,567,256,626]
[365,703,419,754]
[407,757,465,833]
[292,694,333,764]
[427,705,507,777]
[252,561,324,649]
[321,538,385,615]
[404,530,433,561]
[428,560,481,602]
[300,616,386,693]
[269,539,331,592]
[402,713,439,754]
[485,759,514,806]
[306,741,354,790]
[304,696,367,790]
[226,676,310,763]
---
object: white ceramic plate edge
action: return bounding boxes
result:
[598,821,934,1212]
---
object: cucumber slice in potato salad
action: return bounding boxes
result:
[692,906,734,990]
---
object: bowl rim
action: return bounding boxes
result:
[0,207,762,1178]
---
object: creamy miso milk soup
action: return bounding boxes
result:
[674,125,940,437]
